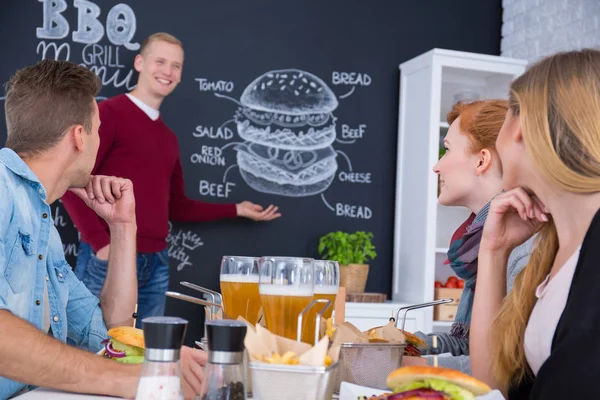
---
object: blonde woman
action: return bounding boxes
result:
[471,48,600,399]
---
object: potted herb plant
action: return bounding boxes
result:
[318,231,377,293]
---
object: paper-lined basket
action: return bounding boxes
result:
[244,323,342,400]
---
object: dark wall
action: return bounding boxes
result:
[0,0,502,345]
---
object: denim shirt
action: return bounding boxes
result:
[0,148,107,399]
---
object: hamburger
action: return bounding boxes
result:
[402,331,427,357]
[101,326,145,364]
[370,366,492,399]
[234,69,339,150]
[366,326,426,356]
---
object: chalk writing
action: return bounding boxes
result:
[193,125,234,140]
[106,4,139,50]
[53,203,68,228]
[73,0,104,44]
[199,180,235,198]
[338,171,372,184]
[195,78,234,92]
[54,201,80,257]
[37,41,71,61]
[190,146,226,166]
[37,0,70,40]
[336,203,372,219]
[167,222,204,271]
[331,72,372,86]
[341,124,366,139]
[36,0,139,91]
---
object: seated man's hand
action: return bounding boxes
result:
[181,346,208,399]
[69,175,136,226]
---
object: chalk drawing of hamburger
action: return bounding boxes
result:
[234,69,339,197]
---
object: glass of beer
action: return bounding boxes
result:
[220,256,262,325]
[302,259,340,344]
[258,257,314,341]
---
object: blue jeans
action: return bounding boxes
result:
[75,242,170,329]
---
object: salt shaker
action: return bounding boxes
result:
[200,320,247,400]
[135,316,188,400]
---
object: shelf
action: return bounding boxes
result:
[439,121,449,129]
[435,247,449,254]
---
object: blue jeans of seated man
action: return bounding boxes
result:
[75,241,170,329]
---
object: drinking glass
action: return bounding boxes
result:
[258,257,314,340]
[301,259,339,344]
[220,256,261,325]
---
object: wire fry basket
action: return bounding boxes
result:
[333,342,405,391]
[333,298,453,392]
[249,362,339,400]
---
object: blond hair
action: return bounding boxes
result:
[139,32,183,56]
[491,48,600,386]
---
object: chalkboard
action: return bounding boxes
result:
[0,0,502,346]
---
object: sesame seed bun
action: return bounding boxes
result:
[107,326,145,349]
[386,366,492,396]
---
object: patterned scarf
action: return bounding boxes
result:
[445,201,490,339]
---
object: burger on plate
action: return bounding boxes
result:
[100,326,145,364]
[370,365,492,399]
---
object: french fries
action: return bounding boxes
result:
[325,318,336,340]
[252,351,332,367]
[253,351,300,365]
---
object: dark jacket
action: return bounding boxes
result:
[509,208,600,399]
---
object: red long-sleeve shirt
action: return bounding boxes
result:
[61,94,237,253]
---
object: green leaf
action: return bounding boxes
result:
[317,230,377,265]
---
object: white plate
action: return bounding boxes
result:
[338,382,505,400]
[338,382,387,400]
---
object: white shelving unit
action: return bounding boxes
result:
[390,49,528,333]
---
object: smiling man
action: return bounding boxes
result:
[61,33,281,327]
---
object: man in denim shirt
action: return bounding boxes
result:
[0,60,207,399]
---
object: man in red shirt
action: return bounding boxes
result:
[61,32,280,327]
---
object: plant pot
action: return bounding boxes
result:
[339,263,369,293]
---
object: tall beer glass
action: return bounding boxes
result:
[258,257,314,340]
[302,259,339,344]
[220,256,261,325]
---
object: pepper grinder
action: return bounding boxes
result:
[135,316,188,400]
[200,320,247,400]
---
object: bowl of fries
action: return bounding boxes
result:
[245,324,341,400]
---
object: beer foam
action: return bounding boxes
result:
[220,274,260,283]
[259,284,313,296]
[314,285,339,295]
